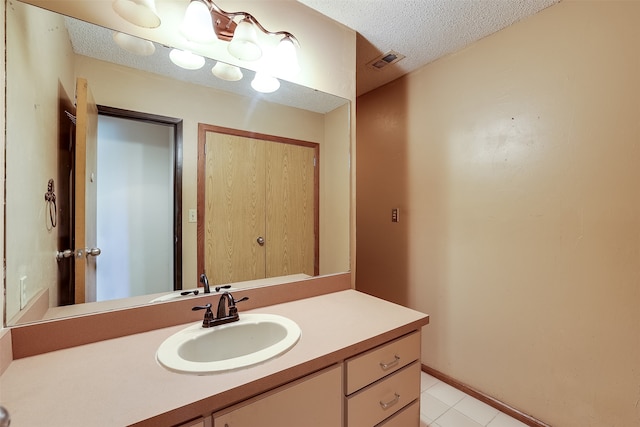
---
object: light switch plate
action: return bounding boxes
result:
[188,209,197,223]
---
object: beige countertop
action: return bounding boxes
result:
[0,290,429,426]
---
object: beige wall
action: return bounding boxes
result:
[5,4,75,322]
[321,103,352,275]
[356,1,640,426]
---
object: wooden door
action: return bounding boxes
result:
[74,77,99,304]
[199,125,318,285]
[205,132,266,284]
[57,88,76,306]
[265,141,315,277]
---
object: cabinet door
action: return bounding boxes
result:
[213,365,342,427]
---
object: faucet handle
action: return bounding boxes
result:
[227,295,249,318]
[192,303,214,327]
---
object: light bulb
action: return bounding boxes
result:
[180,0,216,43]
[251,72,280,93]
[228,19,262,61]
[274,36,300,78]
[169,49,205,70]
[112,0,161,29]
[211,62,243,82]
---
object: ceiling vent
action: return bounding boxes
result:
[366,51,405,71]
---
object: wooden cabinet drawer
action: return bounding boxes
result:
[376,399,419,427]
[346,331,420,394]
[346,361,420,427]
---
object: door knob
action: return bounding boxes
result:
[56,249,74,261]
[256,236,265,246]
[86,248,102,257]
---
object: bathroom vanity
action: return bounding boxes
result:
[0,289,429,426]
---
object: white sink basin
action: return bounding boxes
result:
[156,313,301,374]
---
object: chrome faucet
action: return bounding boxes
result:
[192,292,249,328]
[199,273,210,294]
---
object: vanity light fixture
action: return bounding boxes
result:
[112,0,301,92]
[112,0,161,29]
[180,0,301,89]
[169,48,206,70]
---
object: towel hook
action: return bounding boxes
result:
[44,178,57,229]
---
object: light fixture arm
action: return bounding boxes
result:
[202,0,300,47]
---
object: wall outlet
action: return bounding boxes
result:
[20,275,27,309]
[188,209,197,223]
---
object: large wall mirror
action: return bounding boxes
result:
[5,0,351,327]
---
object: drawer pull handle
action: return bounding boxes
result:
[379,355,400,370]
[379,393,401,410]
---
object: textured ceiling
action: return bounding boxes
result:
[297,0,561,96]
[63,0,563,109]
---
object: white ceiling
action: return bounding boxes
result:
[297,0,561,96]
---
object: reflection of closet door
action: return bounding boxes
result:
[266,142,315,278]
[205,133,266,284]
[203,131,317,285]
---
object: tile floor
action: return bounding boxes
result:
[420,372,529,427]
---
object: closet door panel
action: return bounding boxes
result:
[265,142,315,277]
[205,133,266,284]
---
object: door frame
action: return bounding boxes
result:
[196,124,320,279]
[98,105,184,291]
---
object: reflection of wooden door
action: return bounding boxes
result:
[265,142,315,277]
[199,126,318,285]
[205,133,266,284]
[57,87,76,306]
[74,78,99,304]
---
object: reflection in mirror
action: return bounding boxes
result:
[5,1,350,327]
